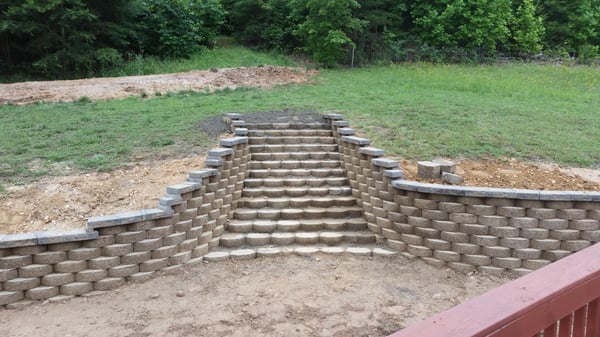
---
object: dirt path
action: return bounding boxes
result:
[0,66,317,104]
[0,254,513,337]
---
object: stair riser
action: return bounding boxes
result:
[250,153,340,161]
[244,178,348,188]
[250,144,338,153]
[228,222,368,233]
[248,137,336,145]
[242,187,352,198]
[248,160,340,170]
[248,169,345,178]
[220,233,377,248]
[237,198,357,209]
[234,208,363,221]
[248,130,332,137]
[243,123,329,130]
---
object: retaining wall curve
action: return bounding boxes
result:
[323,113,600,276]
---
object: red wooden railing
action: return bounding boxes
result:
[388,243,600,337]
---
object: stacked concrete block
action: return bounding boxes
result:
[0,126,250,307]
[326,114,600,276]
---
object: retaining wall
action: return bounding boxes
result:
[323,114,600,276]
[1,112,599,308]
[0,115,250,307]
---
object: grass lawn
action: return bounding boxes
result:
[1,53,599,188]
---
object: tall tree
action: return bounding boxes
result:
[293,0,365,66]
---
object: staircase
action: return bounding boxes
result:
[203,120,396,261]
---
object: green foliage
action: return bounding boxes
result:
[508,0,544,55]
[293,0,365,66]
[540,0,600,54]
[412,0,512,54]
[577,44,599,64]
[221,0,299,51]
[138,0,225,58]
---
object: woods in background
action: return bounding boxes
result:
[1,0,599,79]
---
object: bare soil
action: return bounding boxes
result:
[0,66,317,104]
[0,254,513,337]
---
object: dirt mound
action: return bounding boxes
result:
[0,66,317,104]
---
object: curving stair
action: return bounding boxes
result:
[203,120,397,261]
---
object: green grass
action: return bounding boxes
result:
[104,46,296,77]
[1,59,599,187]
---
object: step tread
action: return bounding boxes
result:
[242,186,352,198]
[227,218,369,233]
[248,168,345,178]
[203,245,397,261]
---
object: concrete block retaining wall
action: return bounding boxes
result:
[1,111,599,307]
[0,117,250,307]
[323,114,600,276]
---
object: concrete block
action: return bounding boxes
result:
[60,282,93,296]
[441,172,463,185]
[432,159,456,173]
[417,161,441,180]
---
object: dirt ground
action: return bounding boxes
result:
[0,66,317,104]
[0,254,513,337]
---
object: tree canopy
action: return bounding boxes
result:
[1,0,599,78]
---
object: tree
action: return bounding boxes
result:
[509,0,544,54]
[539,0,599,54]
[141,0,225,58]
[293,0,365,66]
[412,0,512,54]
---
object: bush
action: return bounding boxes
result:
[577,44,599,65]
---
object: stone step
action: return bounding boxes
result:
[233,206,363,220]
[248,129,332,137]
[242,186,352,198]
[227,217,368,233]
[244,122,329,130]
[248,168,345,178]
[250,152,340,162]
[236,196,357,209]
[244,177,348,188]
[250,144,338,153]
[203,245,397,261]
[219,230,378,248]
[248,136,336,145]
[248,159,340,170]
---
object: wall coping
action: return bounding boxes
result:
[391,180,600,201]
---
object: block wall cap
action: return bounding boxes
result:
[341,136,371,145]
[0,230,99,248]
[220,137,248,147]
[166,182,201,195]
[224,113,242,120]
[372,158,398,168]
[337,128,355,135]
[87,208,173,229]
[360,147,385,157]
[189,169,218,180]
[391,180,600,201]
[323,113,344,120]
[384,169,404,178]
[208,148,234,158]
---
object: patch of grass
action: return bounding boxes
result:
[0,61,599,186]
[106,46,296,77]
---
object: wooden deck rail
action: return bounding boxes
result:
[388,243,600,337]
